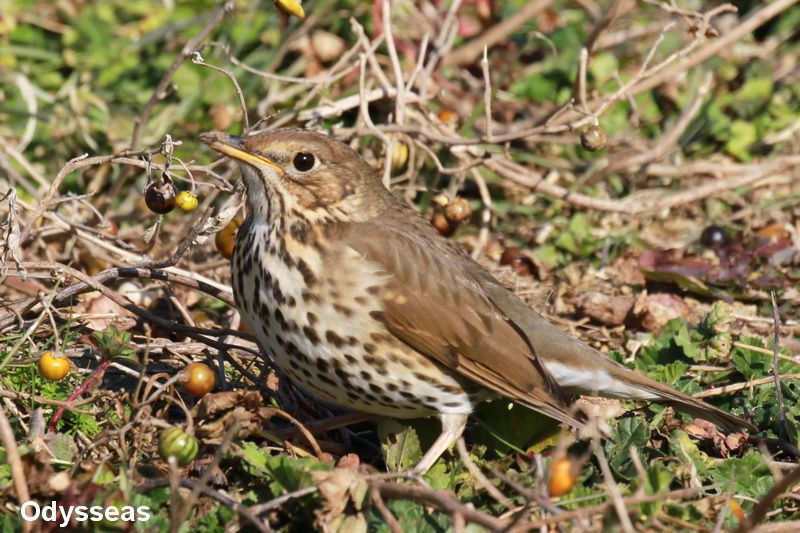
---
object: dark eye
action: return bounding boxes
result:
[293,152,315,172]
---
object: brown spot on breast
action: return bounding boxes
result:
[325,330,346,347]
[369,332,395,345]
[290,221,309,242]
[363,392,379,403]
[307,312,318,326]
[413,371,439,385]
[258,302,271,323]
[297,258,317,286]
[286,341,310,363]
[303,326,320,345]
[317,374,337,386]
[333,303,353,317]
[363,354,387,371]
[399,358,415,369]
[272,284,285,304]
[435,383,462,395]
[301,290,321,304]
[334,367,351,382]
[363,343,376,354]
[274,308,288,329]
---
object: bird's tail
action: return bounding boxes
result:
[610,367,757,432]
[541,342,756,433]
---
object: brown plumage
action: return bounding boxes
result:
[200,128,756,474]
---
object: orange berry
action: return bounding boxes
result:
[729,500,746,522]
[437,108,459,124]
[182,362,216,398]
[548,455,577,497]
[430,212,453,236]
[215,217,241,260]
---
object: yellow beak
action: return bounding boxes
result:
[199,132,284,175]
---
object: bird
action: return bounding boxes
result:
[199,128,756,474]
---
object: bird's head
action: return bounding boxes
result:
[200,129,386,226]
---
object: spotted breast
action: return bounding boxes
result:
[231,214,482,419]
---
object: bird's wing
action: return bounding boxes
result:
[339,218,582,427]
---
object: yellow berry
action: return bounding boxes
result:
[38,351,71,381]
[390,141,408,172]
[175,191,198,211]
[275,0,304,19]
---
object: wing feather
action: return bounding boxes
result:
[339,219,581,426]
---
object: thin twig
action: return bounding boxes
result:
[770,291,788,441]
[480,46,493,142]
[456,437,509,506]
[191,52,250,132]
[0,404,31,532]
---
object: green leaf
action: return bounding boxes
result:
[725,120,757,161]
[472,400,560,456]
[372,499,449,532]
[48,433,78,463]
[669,430,715,477]
[241,441,270,473]
[605,417,651,480]
[632,463,674,519]
[379,420,423,472]
[733,76,773,117]
[712,450,772,498]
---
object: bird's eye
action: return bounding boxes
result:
[293,152,315,172]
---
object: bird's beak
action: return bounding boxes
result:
[199,132,284,175]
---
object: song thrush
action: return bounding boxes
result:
[200,129,755,474]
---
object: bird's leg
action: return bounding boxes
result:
[411,413,468,475]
